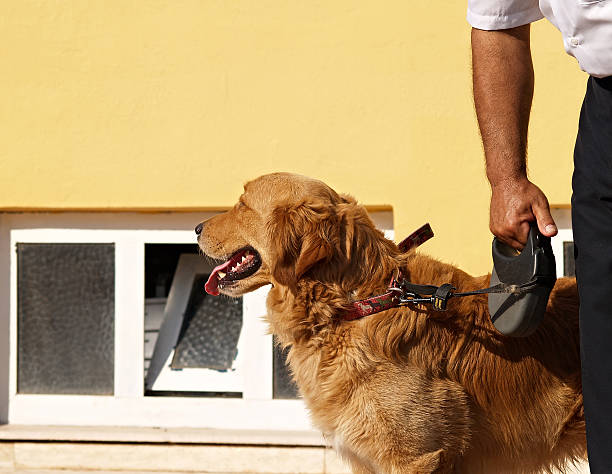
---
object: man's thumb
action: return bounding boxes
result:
[533,203,558,237]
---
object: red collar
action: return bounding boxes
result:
[342,223,433,321]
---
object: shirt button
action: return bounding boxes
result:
[570,37,580,47]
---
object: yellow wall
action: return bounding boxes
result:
[0,1,586,275]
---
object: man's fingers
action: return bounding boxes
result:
[511,220,530,250]
[493,230,527,250]
[502,235,528,251]
[490,220,531,250]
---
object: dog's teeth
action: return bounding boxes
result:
[218,272,226,279]
[231,266,236,272]
[241,256,246,262]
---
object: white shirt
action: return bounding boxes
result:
[467,0,612,78]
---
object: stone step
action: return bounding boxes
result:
[0,442,350,473]
[0,441,590,473]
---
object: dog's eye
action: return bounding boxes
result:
[236,196,250,210]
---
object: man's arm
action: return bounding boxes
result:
[472,25,557,249]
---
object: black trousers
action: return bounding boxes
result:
[572,75,612,473]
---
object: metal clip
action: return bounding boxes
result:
[398,294,434,307]
[389,285,435,307]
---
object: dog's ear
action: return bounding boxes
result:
[268,199,340,289]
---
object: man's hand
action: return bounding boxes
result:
[490,177,557,249]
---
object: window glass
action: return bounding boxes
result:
[273,338,299,399]
[17,243,115,395]
[171,275,243,370]
[563,241,576,277]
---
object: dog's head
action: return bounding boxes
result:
[197,172,384,297]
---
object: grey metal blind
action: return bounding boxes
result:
[17,243,115,395]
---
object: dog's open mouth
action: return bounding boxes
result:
[205,246,262,295]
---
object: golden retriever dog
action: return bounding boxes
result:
[196,172,585,473]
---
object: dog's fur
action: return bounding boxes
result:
[197,173,586,473]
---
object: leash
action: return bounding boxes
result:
[387,276,546,312]
[342,224,553,321]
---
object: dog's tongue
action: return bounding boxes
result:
[205,260,232,296]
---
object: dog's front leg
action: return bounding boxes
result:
[335,445,376,474]
[401,448,453,474]
[348,462,376,474]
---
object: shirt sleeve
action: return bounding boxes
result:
[467,0,544,30]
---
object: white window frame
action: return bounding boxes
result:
[0,211,393,434]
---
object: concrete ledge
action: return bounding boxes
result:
[0,425,325,446]
[0,440,591,474]
[0,442,351,473]
[0,429,590,473]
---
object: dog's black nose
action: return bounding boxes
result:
[195,222,203,235]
